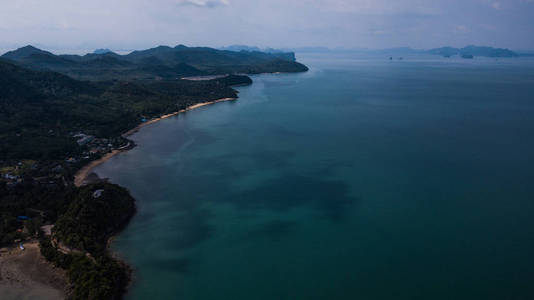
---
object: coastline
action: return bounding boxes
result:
[74,97,236,187]
[70,96,237,298]
[1,47,308,299]
[74,150,123,187]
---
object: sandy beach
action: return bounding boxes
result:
[0,241,67,300]
[74,97,236,187]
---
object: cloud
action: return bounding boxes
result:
[176,0,229,7]
[313,0,439,15]
[1,0,534,51]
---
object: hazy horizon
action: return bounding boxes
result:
[1,0,534,53]
[1,43,532,57]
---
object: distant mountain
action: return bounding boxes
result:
[93,48,112,54]
[427,46,459,57]
[220,45,263,52]
[220,45,285,54]
[286,45,522,58]
[287,46,425,55]
[125,44,298,65]
[1,44,307,80]
[428,45,518,57]
[2,45,52,60]
[2,45,74,68]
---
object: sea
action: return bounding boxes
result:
[95,53,534,299]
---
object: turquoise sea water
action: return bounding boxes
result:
[95,54,534,299]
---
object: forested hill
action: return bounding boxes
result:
[1,45,308,80]
[0,59,251,160]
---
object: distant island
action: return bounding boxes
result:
[92,48,113,54]
[427,45,518,58]
[0,44,308,299]
[288,45,526,58]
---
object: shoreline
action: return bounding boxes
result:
[72,96,237,298]
[73,97,236,187]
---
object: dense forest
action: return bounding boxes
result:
[0,59,250,160]
[0,45,306,299]
[38,182,135,299]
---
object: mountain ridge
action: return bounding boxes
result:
[1,44,308,81]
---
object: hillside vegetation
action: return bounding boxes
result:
[0,60,250,160]
[1,45,308,80]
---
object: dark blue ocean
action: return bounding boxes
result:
[95,53,534,299]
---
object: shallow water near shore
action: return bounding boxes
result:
[95,53,534,299]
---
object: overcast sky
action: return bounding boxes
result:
[1,0,534,53]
